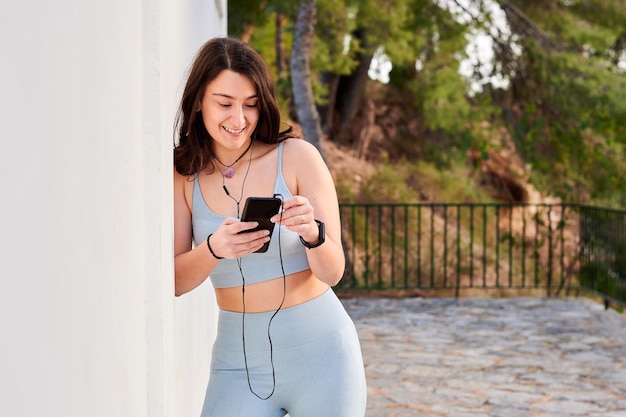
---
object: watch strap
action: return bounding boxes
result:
[300,219,325,249]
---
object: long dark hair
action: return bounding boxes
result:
[174,37,294,176]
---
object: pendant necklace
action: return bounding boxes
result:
[214,139,254,179]
[217,139,255,217]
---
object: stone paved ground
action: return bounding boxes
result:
[342,297,626,417]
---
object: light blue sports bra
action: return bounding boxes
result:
[192,141,311,288]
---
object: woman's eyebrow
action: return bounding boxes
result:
[211,93,258,100]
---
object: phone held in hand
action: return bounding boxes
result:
[239,197,282,253]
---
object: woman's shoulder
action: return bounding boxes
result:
[174,167,195,184]
[281,138,327,178]
[282,137,321,158]
[173,167,196,200]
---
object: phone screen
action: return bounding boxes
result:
[239,197,282,253]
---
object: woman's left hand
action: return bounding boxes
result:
[270,196,319,243]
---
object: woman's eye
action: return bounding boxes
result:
[245,103,258,108]
[219,103,231,108]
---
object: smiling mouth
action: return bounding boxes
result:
[223,126,246,134]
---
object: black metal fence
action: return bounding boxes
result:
[338,203,625,308]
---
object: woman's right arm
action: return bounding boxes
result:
[173,169,272,296]
[173,169,221,296]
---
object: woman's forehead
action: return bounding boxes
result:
[206,70,257,99]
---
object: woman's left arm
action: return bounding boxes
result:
[272,139,345,286]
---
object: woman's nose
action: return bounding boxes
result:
[230,106,245,127]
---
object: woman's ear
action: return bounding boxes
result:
[194,93,203,113]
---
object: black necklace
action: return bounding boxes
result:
[214,139,254,179]
[218,139,255,217]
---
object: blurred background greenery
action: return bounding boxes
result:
[228,0,626,207]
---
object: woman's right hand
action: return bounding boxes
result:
[208,217,271,259]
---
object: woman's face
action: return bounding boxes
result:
[199,69,260,152]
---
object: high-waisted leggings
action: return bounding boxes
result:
[201,288,367,417]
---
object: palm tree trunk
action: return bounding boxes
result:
[290,0,325,159]
[275,14,286,77]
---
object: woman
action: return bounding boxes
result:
[173,37,367,417]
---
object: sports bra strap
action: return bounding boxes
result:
[277,140,284,173]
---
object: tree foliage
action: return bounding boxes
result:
[228,0,626,205]
[498,0,626,203]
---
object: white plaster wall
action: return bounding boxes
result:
[0,0,226,416]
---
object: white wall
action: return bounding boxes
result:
[0,1,226,416]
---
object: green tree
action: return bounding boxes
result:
[229,0,626,205]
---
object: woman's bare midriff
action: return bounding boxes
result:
[214,269,329,313]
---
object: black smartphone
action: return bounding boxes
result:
[239,196,282,253]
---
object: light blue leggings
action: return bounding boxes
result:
[201,289,367,417]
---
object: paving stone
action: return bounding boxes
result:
[342,297,626,417]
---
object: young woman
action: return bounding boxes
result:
[173,37,367,417]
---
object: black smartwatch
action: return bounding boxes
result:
[300,219,325,249]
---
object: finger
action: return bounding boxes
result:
[296,214,308,225]
[220,216,242,227]
[279,196,306,210]
[247,234,271,250]
[236,221,260,233]
[237,228,270,241]
[218,229,270,258]
[230,232,269,256]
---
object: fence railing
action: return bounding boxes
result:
[338,202,625,308]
